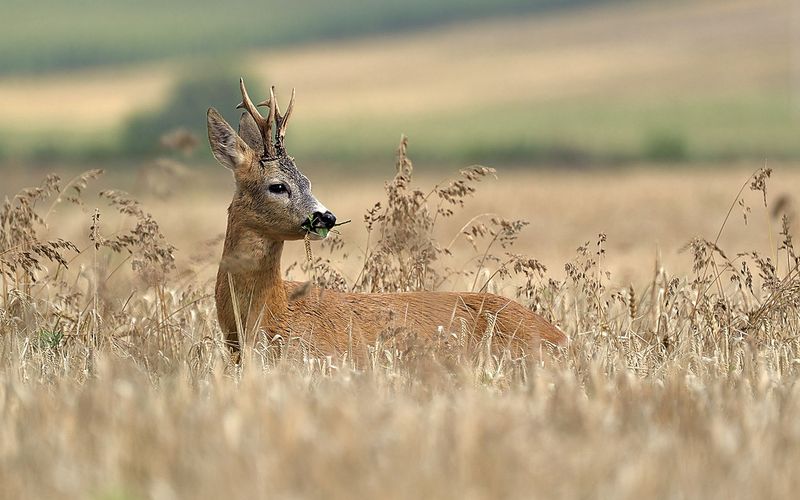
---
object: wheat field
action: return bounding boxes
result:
[1,140,799,499]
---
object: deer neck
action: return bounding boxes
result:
[217,212,288,337]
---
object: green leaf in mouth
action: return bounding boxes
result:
[304,214,350,238]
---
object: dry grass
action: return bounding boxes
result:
[25,160,797,288]
[1,136,800,498]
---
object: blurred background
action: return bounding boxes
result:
[1,0,798,283]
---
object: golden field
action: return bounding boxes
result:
[2,0,800,497]
[7,159,796,287]
[1,156,799,499]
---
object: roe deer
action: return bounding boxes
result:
[208,79,567,360]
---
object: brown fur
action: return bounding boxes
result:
[214,218,567,358]
[207,85,566,361]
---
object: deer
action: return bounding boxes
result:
[207,79,567,361]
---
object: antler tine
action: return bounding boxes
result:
[256,85,283,133]
[259,87,295,152]
[277,88,296,145]
[257,87,280,118]
[236,78,265,126]
[237,78,275,157]
[266,86,277,147]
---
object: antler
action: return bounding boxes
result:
[258,86,295,155]
[237,79,296,157]
[237,78,276,158]
[277,88,295,153]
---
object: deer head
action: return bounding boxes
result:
[207,79,336,241]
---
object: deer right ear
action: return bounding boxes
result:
[207,108,251,170]
[238,112,264,153]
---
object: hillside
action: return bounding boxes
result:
[0,0,796,166]
[0,0,597,75]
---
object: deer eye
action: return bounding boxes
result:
[268,183,288,194]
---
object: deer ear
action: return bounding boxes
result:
[238,112,264,152]
[207,108,251,170]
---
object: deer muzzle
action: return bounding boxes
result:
[302,210,337,238]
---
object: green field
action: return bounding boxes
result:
[295,92,800,166]
[0,0,594,74]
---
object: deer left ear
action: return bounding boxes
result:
[207,108,251,170]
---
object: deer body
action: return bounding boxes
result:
[209,80,566,359]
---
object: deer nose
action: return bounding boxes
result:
[315,210,337,230]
